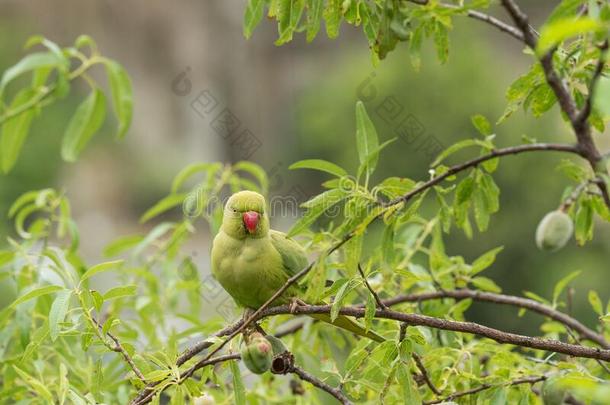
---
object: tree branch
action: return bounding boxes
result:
[438,3,525,41]
[405,1,525,41]
[423,375,546,404]
[381,289,609,349]
[179,353,241,383]
[261,304,610,362]
[499,0,538,46]
[289,365,353,405]
[87,310,146,382]
[386,143,581,206]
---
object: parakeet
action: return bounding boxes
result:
[211,190,383,342]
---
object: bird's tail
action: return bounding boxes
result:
[308,313,385,342]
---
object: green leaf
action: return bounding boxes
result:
[1,89,37,173]
[355,100,380,176]
[75,35,98,51]
[479,173,500,213]
[143,369,172,382]
[588,290,603,316]
[306,0,324,41]
[409,24,424,71]
[357,138,397,179]
[289,158,348,177]
[288,188,347,236]
[553,270,581,304]
[432,139,479,167]
[230,360,246,405]
[8,189,45,218]
[103,235,144,257]
[455,176,475,205]
[244,0,267,39]
[524,290,551,305]
[575,199,594,245]
[49,290,72,341]
[103,285,137,301]
[377,177,416,199]
[433,20,449,64]
[81,260,124,282]
[331,279,359,322]
[9,285,64,309]
[171,162,221,193]
[323,0,341,38]
[13,366,54,402]
[538,17,605,54]
[594,76,610,118]
[104,60,133,139]
[547,0,585,23]
[529,84,557,117]
[140,194,187,223]
[473,187,490,232]
[471,246,504,275]
[397,360,421,405]
[233,160,269,193]
[471,276,501,293]
[471,114,493,136]
[91,290,104,312]
[61,88,106,162]
[275,0,305,45]
[0,52,62,97]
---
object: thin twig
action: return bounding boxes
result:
[89,318,146,382]
[289,365,353,405]
[386,143,581,206]
[178,353,241,383]
[423,375,546,404]
[413,352,442,396]
[357,263,387,309]
[436,2,524,41]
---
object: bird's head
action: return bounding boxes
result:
[221,190,269,239]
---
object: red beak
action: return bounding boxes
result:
[242,211,259,233]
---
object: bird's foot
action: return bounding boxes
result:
[289,298,306,314]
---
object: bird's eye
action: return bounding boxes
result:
[232,208,237,213]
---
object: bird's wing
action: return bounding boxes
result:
[270,231,384,342]
[269,230,308,277]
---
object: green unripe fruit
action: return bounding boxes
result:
[192,392,215,405]
[541,377,566,405]
[535,210,573,252]
[265,335,287,355]
[241,336,273,374]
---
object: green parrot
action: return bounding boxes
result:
[211,190,384,342]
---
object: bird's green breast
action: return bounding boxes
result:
[211,231,290,309]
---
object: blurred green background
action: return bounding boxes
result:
[0,1,608,337]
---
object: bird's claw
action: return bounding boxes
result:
[289,298,306,314]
